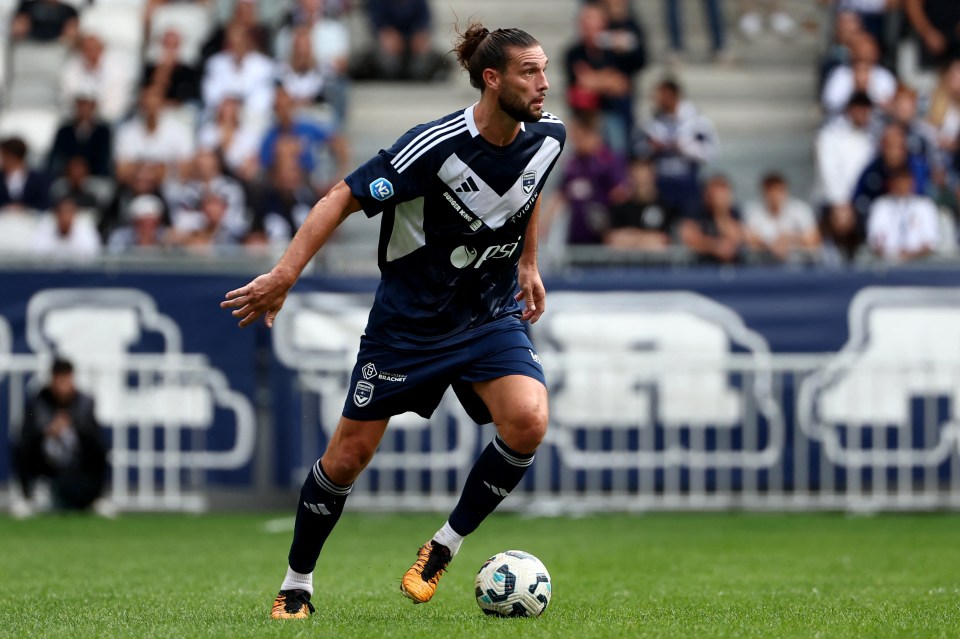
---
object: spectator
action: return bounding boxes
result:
[141,29,201,106]
[9,358,108,518]
[366,0,435,80]
[821,32,896,117]
[275,0,350,111]
[275,26,327,111]
[833,0,896,56]
[664,0,728,63]
[542,112,627,245]
[604,157,676,251]
[565,2,645,154]
[743,172,821,262]
[819,10,864,93]
[197,95,260,182]
[853,123,929,221]
[867,167,941,261]
[47,92,113,179]
[926,58,960,172]
[167,149,248,239]
[114,86,195,186]
[199,0,272,70]
[100,162,171,240]
[0,137,49,211]
[258,86,349,190]
[170,191,240,251]
[11,0,78,44]
[202,22,275,118]
[636,78,718,216]
[49,156,111,211]
[904,0,960,68]
[60,32,137,125]
[247,160,317,245]
[814,92,877,260]
[31,196,102,259]
[888,85,941,180]
[106,193,171,253]
[680,175,744,264]
[737,1,798,39]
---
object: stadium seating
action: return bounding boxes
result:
[146,3,216,66]
[0,106,61,165]
[78,3,144,57]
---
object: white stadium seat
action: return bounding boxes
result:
[0,211,40,254]
[147,3,215,65]
[79,4,144,56]
[0,107,62,166]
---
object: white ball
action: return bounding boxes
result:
[474,550,552,617]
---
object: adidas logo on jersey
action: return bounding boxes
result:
[454,176,480,193]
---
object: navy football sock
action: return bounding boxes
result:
[448,435,535,536]
[287,460,352,574]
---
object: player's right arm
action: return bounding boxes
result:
[220,180,361,328]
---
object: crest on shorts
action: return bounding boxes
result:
[353,381,374,407]
[522,170,537,194]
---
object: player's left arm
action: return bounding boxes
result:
[516,195,546,324]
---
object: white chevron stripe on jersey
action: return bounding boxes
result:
[436,136,562,230]
[391,116,467,173]
[394,124,469,174]
[385,197,426,262]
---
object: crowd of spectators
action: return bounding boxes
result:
[0,0,438,261]
[2,0,960,267]
[549,0,960,265]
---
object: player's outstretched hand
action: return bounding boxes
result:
[220,271,292,328]
[516,267,546,324]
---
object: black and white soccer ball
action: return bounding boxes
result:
[474,550,552,617]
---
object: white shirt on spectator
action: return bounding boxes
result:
[31,214,102,259]
[274,20,349,73]
[202,51,275,116]
[744,197,818,246]
[197,122,260,175]
[115,113,195,168]
[60,49,136,123]
[815,116,876,205]
[821,65,897,115]
[867,194,940,260]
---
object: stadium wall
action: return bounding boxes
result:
[2,266,959,512]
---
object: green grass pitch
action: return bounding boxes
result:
[1,511,959,638]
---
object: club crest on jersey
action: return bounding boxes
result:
[353,381,374,407]
[522,170,537,194]
[369,177,394,201]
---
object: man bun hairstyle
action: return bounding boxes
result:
[454,21,539,91]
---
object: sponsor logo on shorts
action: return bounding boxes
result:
[353,381,374,407]
[378,371,407,382]
[362,362,377,380]
[528,349,541,364]
[369,177,394,201]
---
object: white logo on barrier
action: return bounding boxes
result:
[796,287,960,466]
[532,292,784,469]
[272,293,479,479]
[23,288,256,508]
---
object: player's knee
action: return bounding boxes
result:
[322,440,376,485]
[501,406,548,455]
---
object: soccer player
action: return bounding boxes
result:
[220,22,564,619]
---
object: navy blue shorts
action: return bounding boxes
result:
[342,325,545,424]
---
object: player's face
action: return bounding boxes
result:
[498,46,549,123]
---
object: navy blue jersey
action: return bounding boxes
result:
[345,104,565,348]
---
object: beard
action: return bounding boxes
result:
[498,89,543,124]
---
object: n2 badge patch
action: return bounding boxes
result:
[369,177,394,201]
[522,170,537,194]
[353,381,375,407]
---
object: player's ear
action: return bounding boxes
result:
[482,67,500,92]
